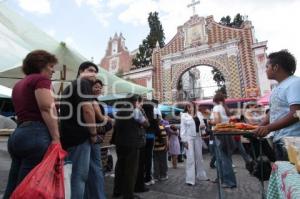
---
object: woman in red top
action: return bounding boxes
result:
[3,50,60,199]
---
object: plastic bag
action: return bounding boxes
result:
[11,143,67,199]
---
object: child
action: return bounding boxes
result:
[153,125,169,181]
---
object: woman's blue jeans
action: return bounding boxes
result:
[3,122,51,199]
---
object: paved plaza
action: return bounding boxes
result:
[0,137,266,199]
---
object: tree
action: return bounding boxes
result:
[132,39,152,68]
[146,12,165,48]
[220,16,231,26]
[132,12,165,68]
[211,68,227,96]
[232,13,244,28]
[219,13,244,28]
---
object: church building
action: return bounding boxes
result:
[99,11,272,103]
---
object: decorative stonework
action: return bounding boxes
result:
[99,15,270,102]
[152,14,269,102]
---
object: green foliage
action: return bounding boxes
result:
[147,12,165,48]
[211,68,227,96]
[220,16,231,26]
[232,13,244,28]
[132,11,165,68]
[219,13,244,28]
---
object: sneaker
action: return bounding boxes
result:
[145,180,155,186]
[186,183,194,186]
[153,178,159,182]
[221,184,237,189]
[160,176,168,181]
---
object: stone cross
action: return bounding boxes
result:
[187,0,200,16]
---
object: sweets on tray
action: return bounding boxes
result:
[214,123,258,132]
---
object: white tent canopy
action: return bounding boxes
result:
[0,85,12,98]
[0,3,152,95]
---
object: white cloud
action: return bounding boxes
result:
[118,0,160,26]
[18,0,51,14]
[73,0,112,27]
[107,0,135,9]
[75,0,102,7]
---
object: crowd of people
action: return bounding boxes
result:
[2,49,300,199]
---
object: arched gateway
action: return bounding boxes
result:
[151,15,270,103]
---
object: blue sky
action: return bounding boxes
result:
[3,0,300,76]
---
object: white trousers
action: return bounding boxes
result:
[185,134,208,185]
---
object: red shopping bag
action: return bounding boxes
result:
[11,143,68,199]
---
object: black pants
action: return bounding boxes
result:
[135,146,146,191]
[144,138,154,182]
[114,146,140,199]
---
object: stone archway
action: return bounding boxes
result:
[169,58,243,102]
[151,15,268,103]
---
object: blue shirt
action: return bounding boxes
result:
[270,76,300,142]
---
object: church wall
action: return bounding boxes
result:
[206,17,258,94]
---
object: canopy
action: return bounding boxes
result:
[0,3,152,95]
[257,91,271,106]
[0,85,12,98]
[194,98,256,105]
[158,104,183,113]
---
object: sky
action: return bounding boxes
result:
[2,0,300,76]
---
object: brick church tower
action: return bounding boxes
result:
[100,33,154,95]
[100,33,133,75]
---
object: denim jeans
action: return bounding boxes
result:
[214,138,236,187]
[3,122,51,199]
[67,140,90,199]
[67,139,106,199]
[219,147,237,187]
[234,140,252,163]
[84,143,106,199]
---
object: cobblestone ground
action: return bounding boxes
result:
[0,137,267,199]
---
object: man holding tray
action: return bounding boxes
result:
[255,50,300,161]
